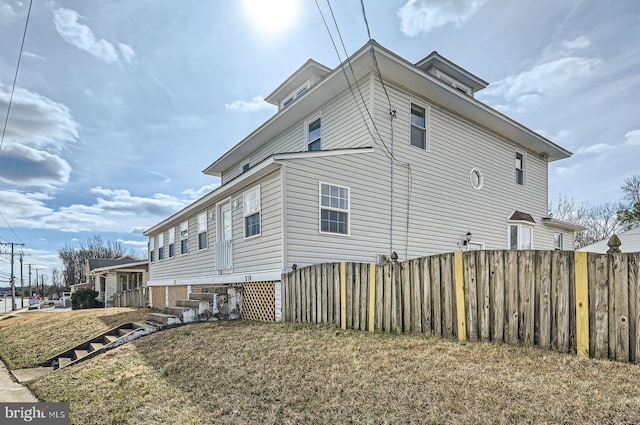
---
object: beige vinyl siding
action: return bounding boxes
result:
[148,208,216,282]
[283,152,392,267]
[369,78,557,252]
[226,170,283,274]
[222,76,373,184]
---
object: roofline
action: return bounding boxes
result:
[264,58,332,105]
[415,50,489,90]
[90,261,148,274]
[147,148,375,236]
[204,39,571,177]
[541,217,587,232]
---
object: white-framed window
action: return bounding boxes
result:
[244,186,261,238]
[180,221,189,254]
[168,228,175,258]
[149,237,155,262]
[158,233,164,260]
[554,233,563,250]
[508,223,533,250]
[515,152,525,185]
[319,182,350,235]
[410,102,428,150]
[306,116,321,151]
[197,213,208,250]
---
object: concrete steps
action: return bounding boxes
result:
[42,321,158,370]
[146,285,242,326]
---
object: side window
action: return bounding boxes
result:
[149,237,155,262]
[410,103,427,149]
[244,186,261,238]
[508,223,533,250]
[554,233,563,250]
[515,152,525,185]
[158,233,164,260]
[168,228,175,258]
[198,213,208,250]
[319,182,349,235]
[307,117,321,151]
[180,221,189,254]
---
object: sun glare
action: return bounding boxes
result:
[243,0,298,34]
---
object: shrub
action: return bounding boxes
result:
[71,288,100,309]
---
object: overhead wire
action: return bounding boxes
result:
[0,0,33,249]
[316,0,415,258]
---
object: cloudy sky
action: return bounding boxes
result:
[0,0,638,283]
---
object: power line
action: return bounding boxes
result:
[0,0,34,153]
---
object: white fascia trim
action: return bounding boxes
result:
[541,217,587,232]
[147,269,283,287]
[90,261,149,274]
[144,159,280,235]
[273,147,374,161]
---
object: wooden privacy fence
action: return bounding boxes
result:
[281,250,640,363]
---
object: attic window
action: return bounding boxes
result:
[281,81,311,109]
[243,163,250,173]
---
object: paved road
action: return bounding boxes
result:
[0,297,27,313]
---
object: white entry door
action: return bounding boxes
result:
[216,203,233,270]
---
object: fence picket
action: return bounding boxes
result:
[279,251,640,365]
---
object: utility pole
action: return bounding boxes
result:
[0,242,25,311]
[20,253,24,307]
[27,264,33,298]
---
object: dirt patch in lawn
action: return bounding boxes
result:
[0,308,150,369]
[25,319,640,424]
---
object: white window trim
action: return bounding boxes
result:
[318,181,351,237]
[554,232,563,250]
[507,221,534,250]
[168,228,175,258]
[515,151,526,186]
[149,237,155,262]
[158,232,165,261]
[304,113,322,152]
[197,212,208,251]
[469,168,484,190]
[180,221,189,256]
[243,186,262,239]
[281,81,310,109]
[409,99,430,151]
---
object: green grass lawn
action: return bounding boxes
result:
[2,311,640,424]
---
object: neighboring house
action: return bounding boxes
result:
[578,227,640,253]
[144,40,580,318]
[85,257,149,307]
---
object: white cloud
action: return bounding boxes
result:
[118,42,135,63]
[481,56,600,108]
[624,129,640,146]
[53,8,135,64]
[182,183,220,200]
[577,143,614,154]
[0,187,188,233]
[0,84,79,150]
[397,0,487,36]
[562,35,590,50]
[0,2,17,21]
[225,95,274,112]
[22,51,46,61]
[0,142,72,186]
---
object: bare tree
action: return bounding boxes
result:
[58,236,128,286]
[621,175,640,205]
[549,195,621,248]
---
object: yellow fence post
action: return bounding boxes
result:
[368,263,376,332]
[575,251,590,358]
[454,251,467,341]
[340,262,347,330]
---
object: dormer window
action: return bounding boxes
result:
[280,82,311,109]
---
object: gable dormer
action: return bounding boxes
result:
[416,51,488,97]
[265,59,332,111]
